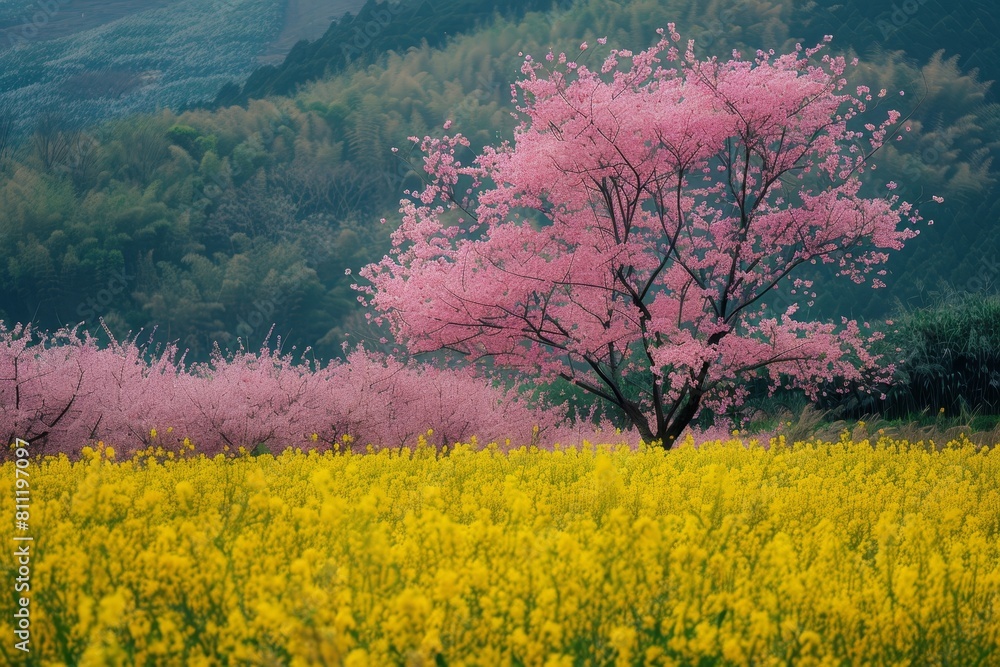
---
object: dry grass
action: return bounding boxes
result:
[769,404,999,451]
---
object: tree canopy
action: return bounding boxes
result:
[360,32,937,444]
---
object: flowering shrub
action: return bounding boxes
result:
[1,436,997,664]
[0,322,588,460]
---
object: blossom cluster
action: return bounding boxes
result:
[1,436,997,664]
[0,322,594,460]
[359,30,930,443]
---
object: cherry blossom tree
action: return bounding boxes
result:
[359,28,934,447]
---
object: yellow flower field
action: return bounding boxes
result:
[2,435,999,666]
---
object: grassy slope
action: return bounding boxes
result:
[0,0,366,62]
[0,0,366,132]
[0,0,179,49]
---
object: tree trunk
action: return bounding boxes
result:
[654,334,723,449]
[632,418,656,445]
[658,391,704,449]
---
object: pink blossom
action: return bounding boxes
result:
[359,29,918,447]
[0,322,608,459]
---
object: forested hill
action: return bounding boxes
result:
[215,0,1000,111]
[211,0,570,107]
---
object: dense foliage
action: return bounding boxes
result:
[2,438,998,664]
[0,322,587,461]
[827,292,1000,420]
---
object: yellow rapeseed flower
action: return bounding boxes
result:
[0,436,996,664]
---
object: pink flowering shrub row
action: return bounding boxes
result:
[0,322,622,460]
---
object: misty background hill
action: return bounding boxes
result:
[0,0,367,133]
